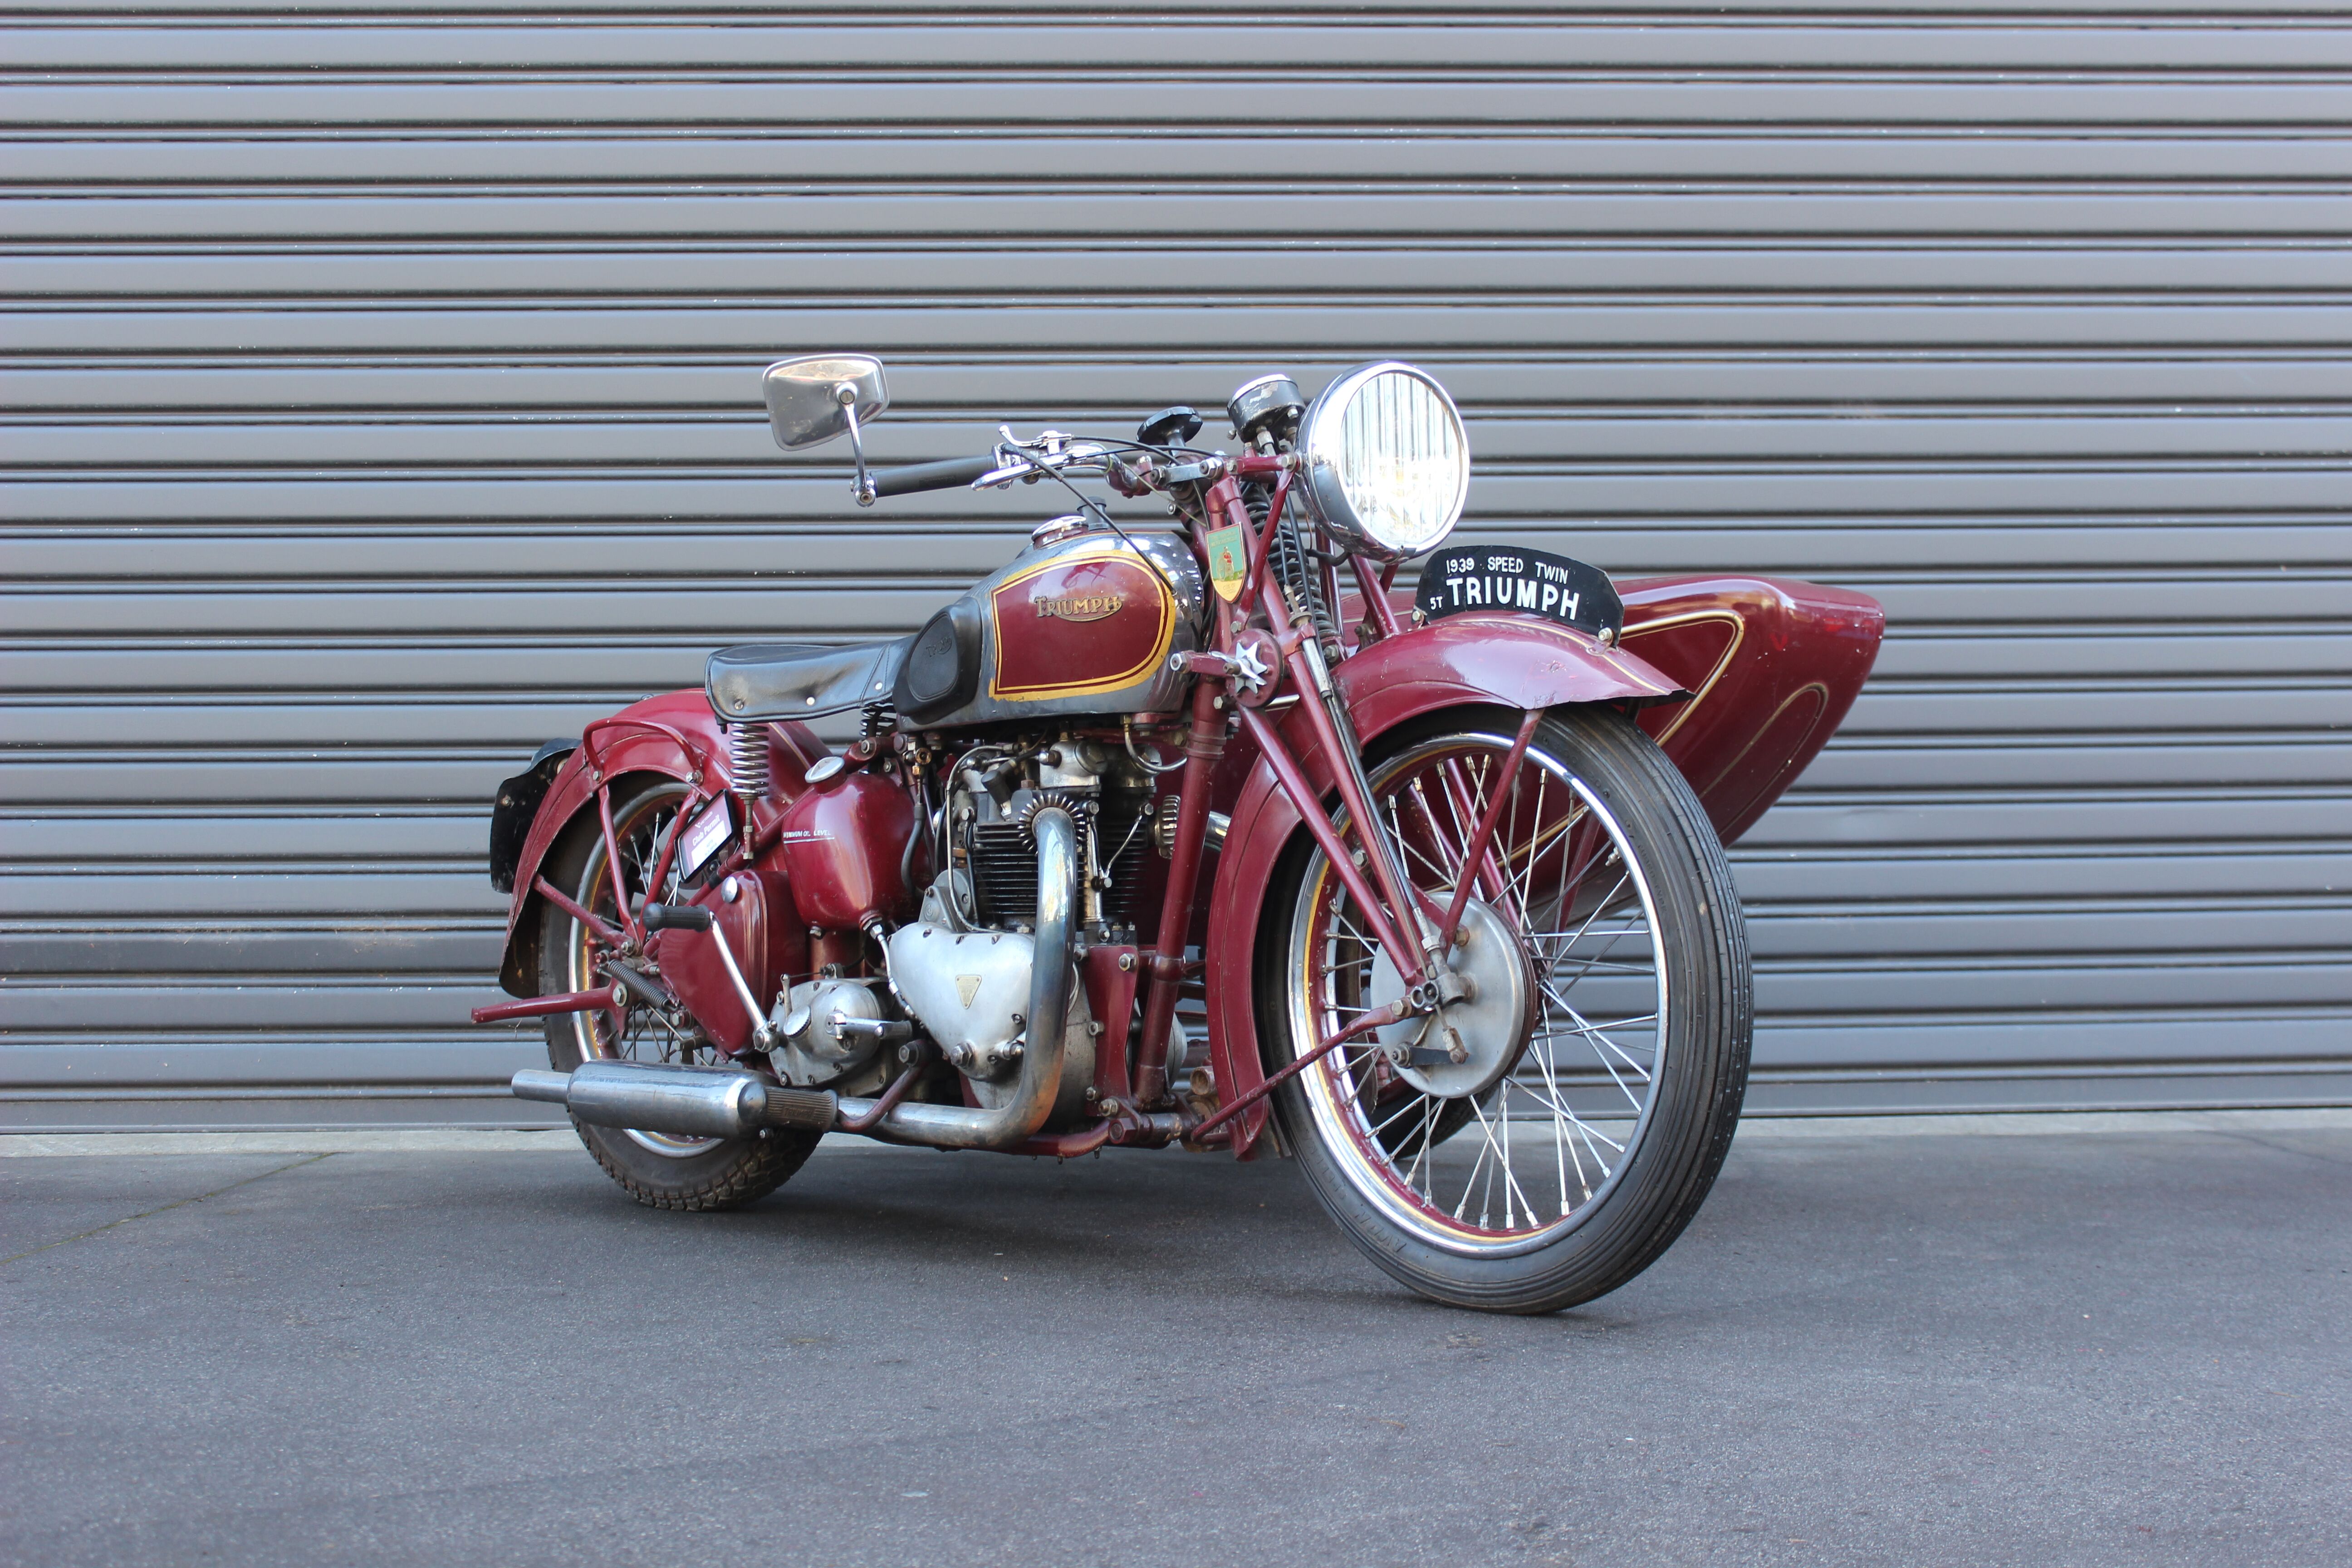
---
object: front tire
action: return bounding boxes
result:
[1257,705,1751,1312]
[537,773,817,1211]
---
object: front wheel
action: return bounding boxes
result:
[1258,705,1751,1313]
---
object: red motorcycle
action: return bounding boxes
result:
[476,356,1882,1312]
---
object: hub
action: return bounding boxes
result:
[1366,897,1534,1100]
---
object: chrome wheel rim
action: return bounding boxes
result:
[1285,729,1668,1259]
[561,783,721,1160]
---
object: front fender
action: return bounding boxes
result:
[1200,615,1688,1156]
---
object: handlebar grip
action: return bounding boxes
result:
[868,454,999,498]
[642,902,714,933]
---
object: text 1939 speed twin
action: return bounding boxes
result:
[476,356,1882,1312]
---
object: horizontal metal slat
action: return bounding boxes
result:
[11,521,2350,583]
[11,78,2352,132]
[10,959,2350,1033]
[17,133,2352,186]
[1791,740,2352,791]
[13,191,2352,244]
[5,740,2342,804]
[1749,1010,2352,1070]
[16,23,2352,74]
[11,411,2352,468]
[12,246,2352,301]
[13,300,2352,357]
[10,469,2352,523]
[1744,901,2352,959]
[26,355,2352,412]
[6,1014,2347,1094]
[14,791,2348,865]
[3,923,499,976]
[8,573,2347,635]
[7,629,2347,699]
[3,682,2346,746]
[10,901,2342,980]
[8,845,2345,918]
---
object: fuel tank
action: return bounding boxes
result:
[893,522,1204,728]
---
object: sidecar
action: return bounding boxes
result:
[1617,574,1886,848]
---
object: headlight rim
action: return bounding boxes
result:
[1296,360,1470,562]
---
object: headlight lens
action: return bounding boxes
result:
[1297,362,1469,559]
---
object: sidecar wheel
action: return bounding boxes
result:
[1258,705,1751,1313]
[537,773,818,1211]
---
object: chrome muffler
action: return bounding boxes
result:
[513,804,1081,1154]
[512,1060,833,1139]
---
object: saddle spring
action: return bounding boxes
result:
[726,722,771,805]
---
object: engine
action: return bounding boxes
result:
[944,736,1156,941]
[761,731,1158,1127]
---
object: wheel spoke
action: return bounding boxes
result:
[1291,728,1681,1250]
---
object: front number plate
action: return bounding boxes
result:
[1414,546,1623,639]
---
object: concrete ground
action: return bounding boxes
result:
[2,1112,2347,1568]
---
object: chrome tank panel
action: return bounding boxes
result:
[903,525,1202,730]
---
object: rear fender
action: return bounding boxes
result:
[1200,617,1689,1156]
[492,690,822,998]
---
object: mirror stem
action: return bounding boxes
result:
[837,382,877,506]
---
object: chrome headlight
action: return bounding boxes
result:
[1297,362,1469,560]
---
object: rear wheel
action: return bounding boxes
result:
[1258,705,1750,1312]
[537,774,816,1210]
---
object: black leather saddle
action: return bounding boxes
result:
[706,639,909,722]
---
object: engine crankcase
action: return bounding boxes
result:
[885,921,1093,1120]
[769,975,888,1088]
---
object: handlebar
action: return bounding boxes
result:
[868,454,1000,498]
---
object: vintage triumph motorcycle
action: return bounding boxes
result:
[475,355,1882,1312]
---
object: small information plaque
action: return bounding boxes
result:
[1413,546,1623,639]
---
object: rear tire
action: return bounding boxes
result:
[1257,705,1750,1313]
[537,774,817,1211]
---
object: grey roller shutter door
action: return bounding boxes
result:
[4,4,2346,1130]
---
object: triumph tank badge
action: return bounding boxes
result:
[1035,590,1125,622]
[955,975,984,1009]
[1205,523,1247,601]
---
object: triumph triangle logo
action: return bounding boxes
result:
[955,975,983,1009]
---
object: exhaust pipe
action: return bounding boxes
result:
[514,804,1081,1155]
[513,1060,833,1139]
[832,803,1081,1152]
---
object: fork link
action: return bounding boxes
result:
[1300,633,1449,985]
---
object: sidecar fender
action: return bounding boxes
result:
[492,691,803,999]
[1199,575,1883,1157]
